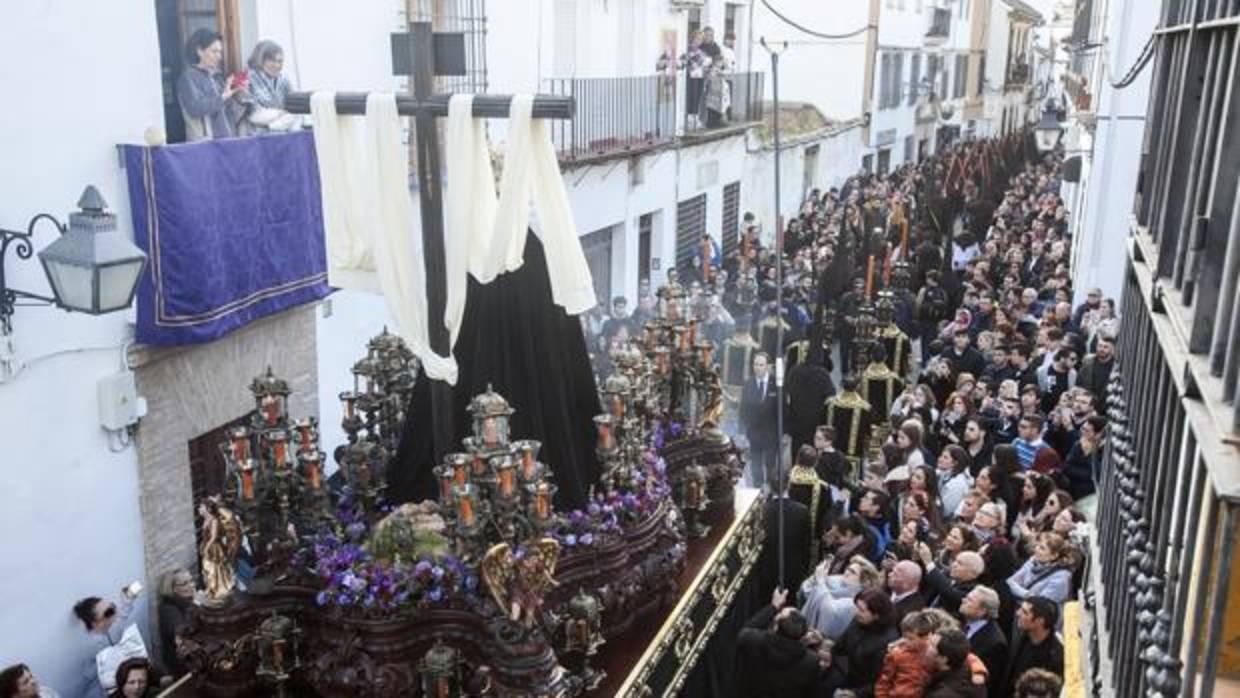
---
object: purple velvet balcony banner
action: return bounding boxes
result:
[121,131,331,345]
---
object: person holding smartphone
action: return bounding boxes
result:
[72,582,144,698]
[177,29,242,141]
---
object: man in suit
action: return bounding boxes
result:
[918,546,985,618]
[740,352,780,490]
[960,585,1009,698]
[887,560,926,626]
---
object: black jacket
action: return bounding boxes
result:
[1006,632,1064,693]
[926,664,986,698]
[968,621,1009,698]
[737,606,820,698]
[925,566,977,618]
[759,497,812,596]
[832,619,900,690]
[893,591,927,626]
[944,346,986,379]
[741,374,781,449]
[786,362,836,445]
[158,596,193,676]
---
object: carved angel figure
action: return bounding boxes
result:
[481,538,560,627]
[198,497,243,604]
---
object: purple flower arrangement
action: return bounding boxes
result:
[299,532,478,614]
[552,449,672,549]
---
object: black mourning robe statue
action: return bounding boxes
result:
[879,323,914,378]
[861,359,904,418]
[823,387,873,472]
[388,235,602,510]
[788,464,832,568]
[721,330,759,389]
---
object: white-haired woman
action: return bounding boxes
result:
[245,40,300,132]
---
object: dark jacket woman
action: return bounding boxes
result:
[827,589,900,695]
[158,595,192,677]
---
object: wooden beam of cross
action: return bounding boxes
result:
[284,22,575,462]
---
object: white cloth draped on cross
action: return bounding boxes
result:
[309,91,595,385]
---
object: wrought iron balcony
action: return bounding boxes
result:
[545,75,676,163]
[926,8,952,40]
[1006,61,1032,88]
[683,71,766,137]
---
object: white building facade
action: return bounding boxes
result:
[1060,0,1159,303]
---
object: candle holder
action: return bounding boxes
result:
[251,367,290,427]
[512,440,543,483]
[255,612,302,698]
[418,640,463,698]
[594,414,616,453]
[560,590,606,691]
[678,463,711,539]
[469,385,514,451]
[527,481,559,532]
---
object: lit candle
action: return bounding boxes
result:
[261,395,280,426]
[240,460,255,500]
[229,427,250,461]
[452,454,469,485]
[303,453,321,490]
[499,458,515,498]
[340,391,357,420]
[594,415,614,451]
[520,443,537,480]
[656,349,670,375]
[437,466,455,501]
[483,416,499,448]
[271,432,288,467]
[295,418,315,450]
[456,485,476,527]
[865,255,875,299]
[535,483,551,519]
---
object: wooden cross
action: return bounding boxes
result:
[285,22,575,460]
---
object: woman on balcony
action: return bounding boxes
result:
[176,29,242,141]
[244,40,300,133]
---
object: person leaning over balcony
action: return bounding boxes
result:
[244,40,301,133]
[177,29,241,141]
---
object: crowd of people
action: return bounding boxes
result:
[712,133,1109,697]
[0,567,199,698]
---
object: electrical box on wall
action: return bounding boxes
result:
[98,370,147,431]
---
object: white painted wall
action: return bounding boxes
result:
[1070,0,1158,304]
[742,124,868,233]
[0,2,164,695]
[749,2,869,122]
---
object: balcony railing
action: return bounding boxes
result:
[683,71,766,136]
[545,75,675,163]
[926,8,951,39]
[1087,7,1240,697]
[1006,61,1031,87]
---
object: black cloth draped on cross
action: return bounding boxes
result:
[387,235,602,510]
